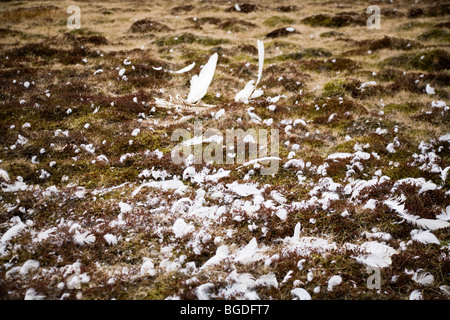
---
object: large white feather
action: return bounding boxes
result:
[234,40,264,103]
[256,39,264,86]
[186,53,218,104]
[384,197,450,230]
[293,222,301,242]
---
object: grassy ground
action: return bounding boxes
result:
[0,0,449,300]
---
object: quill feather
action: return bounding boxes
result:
[186,53,218,104]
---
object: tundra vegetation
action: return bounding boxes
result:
[0,0,449,300]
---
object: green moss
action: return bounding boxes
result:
[263,15,295,27]
[155,33,229,47]
[396,21,431,31]
[383,49,450,72]
[418,28,450,42]
[301,14,335,27]
[271,48,332,63]
[383,163,426,181]
[323,79,346,96]
[384,102,422,115]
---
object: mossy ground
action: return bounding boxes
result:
[0,0,449,301]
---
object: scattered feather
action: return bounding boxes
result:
[291,288,312,300]
[409,289,423,300]
[327,275,342,291]
[410,229,439,245]
[196,283,214,300]
[171,62,195,74]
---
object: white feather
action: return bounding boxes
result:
[234,40,264,103]
[441,166,450,183]
[24,288,45,300]
[256,39,264,86]
[201,245,229,269]
[384,197,450,230]
[291,288,312,300]
[186,53,218,104]
[103,234,118,245]
[20,260,40,275]
[247,107,262,123]
[327,275,342,291]
[410,229,440,245]
[235,80,255,103]
[418,180,437,194]
[219,271,258,299]
[196,283,214,300]
[73,231,96,246]
[425,83,435,95]
[293,222,301,243]
[358,81,377,91]
[251,88,264,98]
[0,220,26,243]
[140,258,156,277]
[440,285,450,297]
[171,62,195,74]
[0,168,10,181]
[354,241,397,268]
[437,206,450,221]
[256,273,279,289]
[412,217,450,230]
[235,237,258,264]
[412,269,434,285]
[409,289,423,300]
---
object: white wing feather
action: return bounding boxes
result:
[186,53,218,104]
[234,40,264,103]
[293,222,301,242]
[384,197,450,230]
[256,39,264,86]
